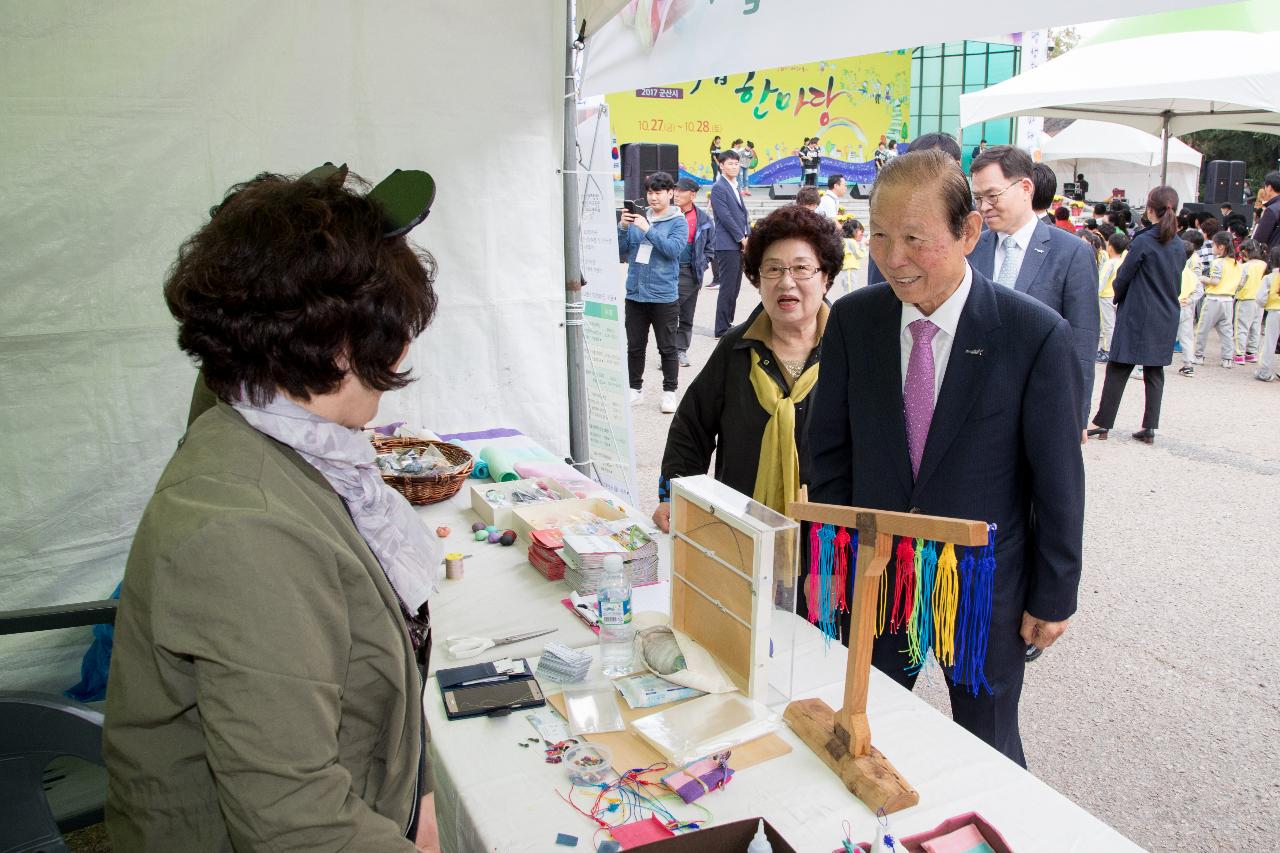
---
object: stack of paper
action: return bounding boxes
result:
[561,522,659,594]
[527,528,567,581]
[536,641,593,683]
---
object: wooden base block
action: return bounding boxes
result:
[784,698,919,814]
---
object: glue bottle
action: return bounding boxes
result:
[597,554,634,677]
[746,819,773,853]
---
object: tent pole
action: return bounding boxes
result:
[1160,111,1171,187]
[562,0,589,473]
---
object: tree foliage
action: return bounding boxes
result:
[1182,130,1280,186]
[1048,27,1081,58]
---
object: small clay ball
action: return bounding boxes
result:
[487,531,502,544]
[435,526,451,538]
[471,521,486,533]
[499,530,517,546]
[485,524,499,534]
[474,529,488,541]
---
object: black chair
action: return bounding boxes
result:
[1,599,117,853]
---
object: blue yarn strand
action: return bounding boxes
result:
[817,524,837,646]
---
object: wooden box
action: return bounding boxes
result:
[468,478,573,529]
[509,496,634,545]
[668,476,798,705]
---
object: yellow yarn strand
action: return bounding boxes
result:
[933,543,959,666]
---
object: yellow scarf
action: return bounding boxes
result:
[749,349,819,514]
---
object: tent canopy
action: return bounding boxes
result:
[1041,120,1202,168]
[959,1,1280,138]
[1041,121,1203,205]
[581,0,1215,97]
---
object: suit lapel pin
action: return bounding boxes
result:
[1033,247,1045,253]
[965,348,984,356]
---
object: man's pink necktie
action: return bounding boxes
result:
[904,318,940,479]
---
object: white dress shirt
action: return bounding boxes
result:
[899,262,973,405]
[991,215,1040,285]
[817,192,840,219]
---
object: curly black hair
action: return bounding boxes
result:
[743,205,844,288]
[164,171,438,407]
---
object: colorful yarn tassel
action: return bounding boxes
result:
[890,537,916,634]
[954,526,997,696]
[833,527,852,612]
[932,543,959,666]
[907,540,938,674]
[816,524,837,643]
[806,523,822,625]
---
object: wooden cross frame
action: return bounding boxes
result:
[783,497,990,814]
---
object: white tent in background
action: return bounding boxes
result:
[1041,120,1202,206]
[959,0,1280,183]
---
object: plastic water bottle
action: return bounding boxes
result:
[597,554,634,677]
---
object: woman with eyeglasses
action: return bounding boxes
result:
[652,205,843,531]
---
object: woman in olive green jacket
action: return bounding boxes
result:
[105,169,442,851]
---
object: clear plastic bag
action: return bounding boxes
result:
[562,680,626,735]
[629,692,781,766]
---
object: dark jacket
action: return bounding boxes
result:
[658,303,822,503]
[969,219,1099,430]
[1109,224,1183,366]
[710,175,749,250]
[809,272,1084,629]
[1253,195,1280,252]
[683,204,714,278]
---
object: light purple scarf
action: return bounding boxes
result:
[232,395,441,610]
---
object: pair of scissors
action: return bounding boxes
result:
[444,628,557,659]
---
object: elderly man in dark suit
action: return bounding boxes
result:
[808,150,1085,766]
[710,149,751,337]
[967,145,1098,431]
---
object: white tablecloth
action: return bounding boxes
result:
[412,441,1142,852]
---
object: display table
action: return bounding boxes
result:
[424,647,1142,853]
[410,432,1141,851]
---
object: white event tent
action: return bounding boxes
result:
[0,0,1219,690]
[959,0,1280,184]
[1041,120,1203,206]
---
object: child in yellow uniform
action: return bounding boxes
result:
[1257,246,1280,382]
[838,218,866,295]
[1196,231,1241,368]
[1176,240,1203,376]
[1096,232,1128,362]
[1233,240,1267,364]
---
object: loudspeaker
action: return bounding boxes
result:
[1228,160,1246,204]
[1204,160,1230,204]
[620,143,679,204]
[769,183,799,200]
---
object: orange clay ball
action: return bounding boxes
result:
[436,526,450,538]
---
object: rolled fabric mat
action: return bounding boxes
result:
[479,445,558,482]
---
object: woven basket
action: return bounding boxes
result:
[371,436,474,505]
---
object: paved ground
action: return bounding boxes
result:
[627,266,1280,850]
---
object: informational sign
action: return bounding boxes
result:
[1017,29,1048,157]
[605,51,912,186]
[575,97,638,505]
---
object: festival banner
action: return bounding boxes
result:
[606,51,911,186]
[575,97,638,504]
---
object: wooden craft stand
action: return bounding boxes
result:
[669,476,798,704]
[783,497,990,815]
